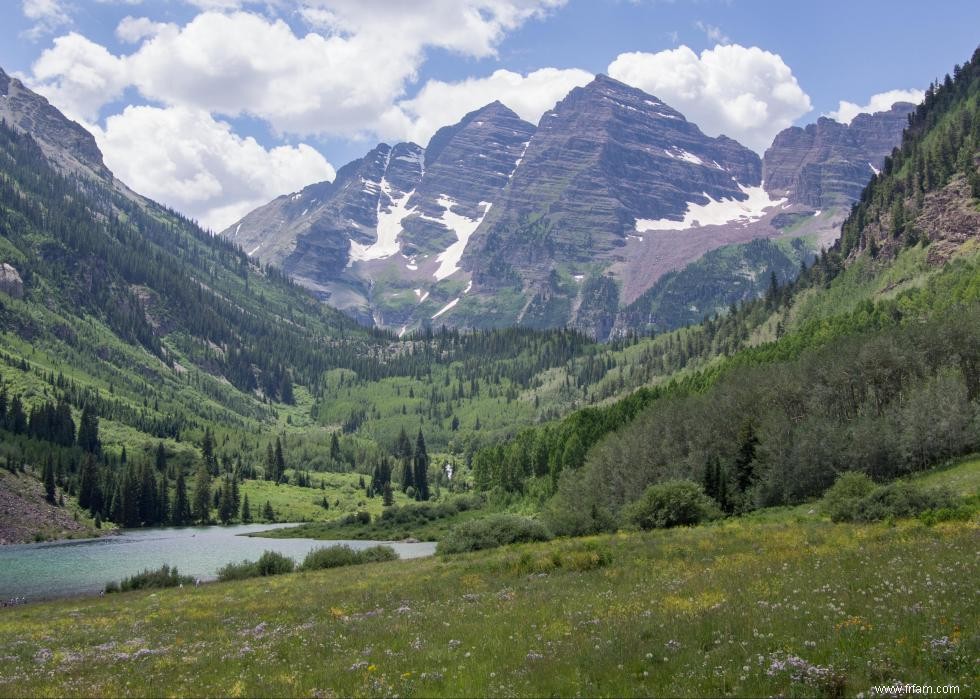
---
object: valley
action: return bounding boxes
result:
[0,9,977,696]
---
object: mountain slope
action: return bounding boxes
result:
[471,46,980,528]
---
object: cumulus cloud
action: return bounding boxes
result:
[30,2,565,138]
[378,67,593,145]
[21,0,72,38]
[825,89,924,125]
[608,44,812,152]
[116,16,170,44]
[90,105,335,230]
[31,32,129,122]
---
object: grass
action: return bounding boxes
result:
[909,455,980,497]
[238,474,415,524]
[0,502,975,696]
[256,495,487,542]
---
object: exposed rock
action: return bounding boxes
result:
[763,103,915,208]
[0,263,24,299]
[0,67,112,181]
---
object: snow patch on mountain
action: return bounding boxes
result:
[635,184,785,232]
[432,297,460,319]
[432,197,493,281]
[349,181,416,264]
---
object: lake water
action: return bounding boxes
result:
[0,524,436,602]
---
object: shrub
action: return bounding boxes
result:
[849,483,958,523]
[216,560,258,582]
[822,472,877,522]
[255,550,296,576]
[822,473,960,523]
[623,480,720,530]
[216,550,295,581]
[300,544,397,571]
[438,514,551,554]
[106,564,193,594]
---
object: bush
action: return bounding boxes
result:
[822,473,960,523]
[822,472,877,522]
[216,550,295,581]
[256,550,296,576]
[216,560,258,582]
[438,514,551,554]
[623,480,720,530]
[301,544,398,571]
[106,564,193,594]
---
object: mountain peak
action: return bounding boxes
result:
[0,65,111,182]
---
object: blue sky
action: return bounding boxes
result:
[2,0,978,230]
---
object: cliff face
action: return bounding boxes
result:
[762,103,915,208]
[0,67,112,182]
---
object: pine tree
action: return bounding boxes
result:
[265,442,275,481]
[330,432,341,461]
[43,457,56,504]
[241,493,252,523]
[172,470,192,525]
[192,463,212,523]
[400,457,413,493]
[76,405,100,454]
[262,499,275,522]
[413,428,430,501]
[218,474,235,524]
[201,428,218,476]
[155,442,167,472]
[382,482,394,507]
[274,437,285,484]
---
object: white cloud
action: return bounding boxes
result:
[21,0,71,38]
[30,2,565,138]
[30,33,129,122]
[378,67,593,145]
[608,44,812,153]
[694,20,729,45]
[90,105,335,230]
[116,16,170,44]
[825,89,924,125]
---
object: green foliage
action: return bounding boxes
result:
[622,480,721,530]
[824,480,960,523]
[821,472,877,522]
[438,514,552,554]
[216,550,295,581]
[105,564,193,594]
[299,544,397,571]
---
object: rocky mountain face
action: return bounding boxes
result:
[762,103,915,208]
[464,74,766,332]
[0,67,112,181]
[225,102,535,325]
[226,76,916,338]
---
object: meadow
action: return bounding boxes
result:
[0,465,975,697]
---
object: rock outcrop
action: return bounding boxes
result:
[0,263,24,299]
[0,67,112,182]
[762,103,915,208]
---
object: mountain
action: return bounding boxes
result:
[226,102,535,326]
[0,67,111,182]
[228,75,917,338]
[763,103,916,209]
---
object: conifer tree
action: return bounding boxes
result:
[382,482,394,507]
[413,428,430,501]
[241,493,252,523]
[155,442,167,472]
[218,474,235,524]
[43,457,56,504]
[76,405,100,454]
[172,470,192,525]
[274,437,286,484]
[192,463,212,523]
[262,499,275,522]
